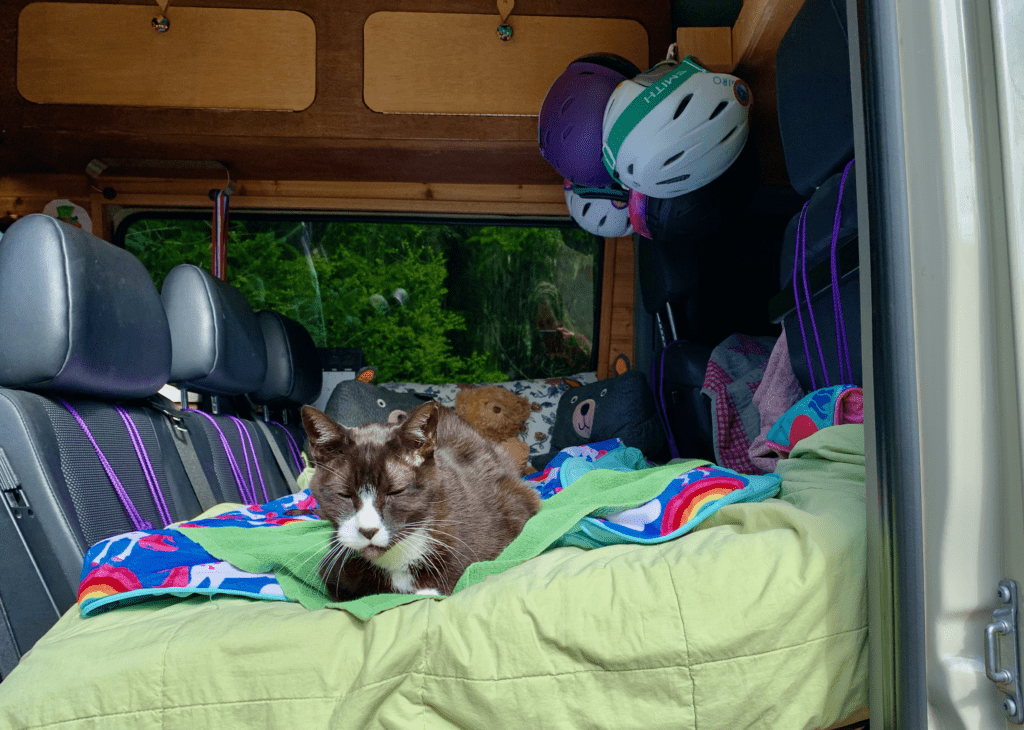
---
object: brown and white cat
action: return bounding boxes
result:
[300,400,541,600]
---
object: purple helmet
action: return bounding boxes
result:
[539,54,640,188]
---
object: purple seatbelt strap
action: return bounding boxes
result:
[59,400,157,531]
[183,409,258,504]
[269,421,304,474]
[228,416,269,503]
[793,158,856,389]
[830,159,855,383]
[794,201,829,390]
[114,405,173,527]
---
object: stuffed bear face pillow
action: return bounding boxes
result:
[539,370,665,468]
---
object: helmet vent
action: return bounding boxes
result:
[719,127,738,145]
[663,150,685,167]
[560,97,575,115]
[582,202,592,216]
[658,174,691,185]
[561,124,575,141]
[709,101,729,120]
[627,164,634,175]
[598,215,608,227]
[579,71,594,76]
[672,94,693,120]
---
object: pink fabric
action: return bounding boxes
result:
[700,334,775,474]
[748,331,806,472]
[835,386,864,425]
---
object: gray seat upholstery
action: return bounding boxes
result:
[249,310,322,479]
[0,216,204,676]
[161,265,293,503]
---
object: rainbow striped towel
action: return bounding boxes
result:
[524,440,781,549]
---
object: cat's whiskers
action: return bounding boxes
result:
[321,542,353,581]
[285,536,338,576]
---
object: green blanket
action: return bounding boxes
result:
[0,426,868,730]
[177,459,708,619]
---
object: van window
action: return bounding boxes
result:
[120,216,600,384]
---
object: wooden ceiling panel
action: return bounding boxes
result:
[0,0,671,184]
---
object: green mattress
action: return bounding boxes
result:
[0,425,868,729]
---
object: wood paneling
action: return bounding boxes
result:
[597,235,634,378]
[0,174,91,223]
[364,12,648,115]
[18,3,316,110]
[675,26,733,72]
[731,0,807,186]
[0,0,671,183]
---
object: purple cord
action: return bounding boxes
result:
[184,409,253,504]
[114,406,172,527]
[831,159,855,383]
[270,421,304,474]
[229,416,268,503]
[799,202,831,387]
[792,202,818,391]
[58,400,151,531]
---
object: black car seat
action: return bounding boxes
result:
[248,309,323,489]
[772,0,862,390]
[160,264,294,504]
[0,215,204,675]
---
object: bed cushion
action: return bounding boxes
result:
[0,425,867,730]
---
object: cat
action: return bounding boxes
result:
[300,400,541,600]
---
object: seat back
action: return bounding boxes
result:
[0,215,204,674]
[250,309,323,480]
[161,265,294,503]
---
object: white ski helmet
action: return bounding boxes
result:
[563,180,633,237]
[601,56,751,199]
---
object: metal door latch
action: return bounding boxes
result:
[986,579,1024,723]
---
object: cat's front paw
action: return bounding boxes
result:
[415,588,441,596]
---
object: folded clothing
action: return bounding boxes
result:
[748,329,807,471]
[701,334,777,474]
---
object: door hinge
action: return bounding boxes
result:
[986,579,1024,723]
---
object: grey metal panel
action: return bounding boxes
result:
[848,0,926,727]
[854,0,1024,724]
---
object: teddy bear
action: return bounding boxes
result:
[454,385,533,475]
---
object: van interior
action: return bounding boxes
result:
[4,0,1012,727]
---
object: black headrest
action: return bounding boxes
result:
[0,214,171,398]
[778,164,858,290]
[251,310,323,407]
[161,264,267,396]
[775,0,854,195]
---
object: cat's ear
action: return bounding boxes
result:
[301,406,351,459]
[399,401,442,458]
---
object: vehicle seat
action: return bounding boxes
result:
[160,264,293,503]
[249,309,321,478]
[0,215,204,674]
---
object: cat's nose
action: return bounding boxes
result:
[359,527,379,540]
